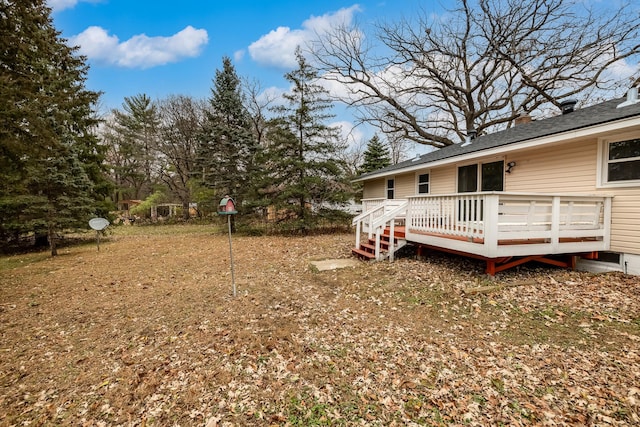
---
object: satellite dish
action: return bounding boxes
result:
[89,218,109,251]
[89,217,110,231]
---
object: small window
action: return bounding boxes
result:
[458,164,478,192]
[458,161,504,192]
[386,178,395,199]
[606,138,640,182]
[481,161,504,191]
[417,173,429,194]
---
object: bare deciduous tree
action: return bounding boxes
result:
[334,127,366,177]
[156,95,206,220]
[243,78,277,147]
[312,0,640,148]
[387,132,412,165]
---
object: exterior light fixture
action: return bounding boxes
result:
[506,161,517,173]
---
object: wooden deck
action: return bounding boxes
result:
[352,193,612,274]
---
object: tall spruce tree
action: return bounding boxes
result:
[360,134,391,173]
[0,0,107,254]
[23,143,95,255]
[262,47,350,233]
[196,57,258,211]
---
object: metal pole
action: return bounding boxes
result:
[227,215,236,297]
[96,230,100,251]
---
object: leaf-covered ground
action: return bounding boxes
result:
[1,225,639,426]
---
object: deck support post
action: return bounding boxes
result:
[388,220,395,262]
[486,260,496,276]
[603,197,612,250]
[483,194,499,258]
[551,196,561,250]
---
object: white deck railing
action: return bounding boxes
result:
[354,193,612,260]
[353,198,407,238]
[405,192,612,258]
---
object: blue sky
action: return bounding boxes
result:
[47,0,639,154]
[50,0,391,102]
[48,0,432,149]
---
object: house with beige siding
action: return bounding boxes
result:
[352,89,640,275]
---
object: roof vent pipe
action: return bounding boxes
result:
[467,128,477,140]
[461,128,476,147]
[617,86,640,108]
[560,99,577,114]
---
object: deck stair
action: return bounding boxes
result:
[352,226,408,261]
[351,199,409,261]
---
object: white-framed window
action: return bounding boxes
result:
[417,172,430,194]
[457,160,504,192]
[599,134,640,187]
[458,164,478,192]
[386,178,395,199]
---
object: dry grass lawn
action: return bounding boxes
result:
[1,224,639,426]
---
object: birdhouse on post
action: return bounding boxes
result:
[218,196,237,215]
[218,195,238,297]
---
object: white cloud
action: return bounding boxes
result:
[233,49,246,62]
[48,0,101,12]
[257,86,288,111]
[332,120,366,148]
[606,58,639,81]
[317,64,412,109]
[248,5,361,69]
[319,72,360,101]
[69,26,118,58]
[69,25,209,69]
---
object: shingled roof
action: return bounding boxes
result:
[357,95,640,180]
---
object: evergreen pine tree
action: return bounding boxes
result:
[360,134,391,173]
[22,143,95,255]
[106,94,160,200]
[262,47,350,233]
[0,0,107,253]
[196,57,258,211]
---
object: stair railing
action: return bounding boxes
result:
[352,204,386,249]
[370,201,408,261]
